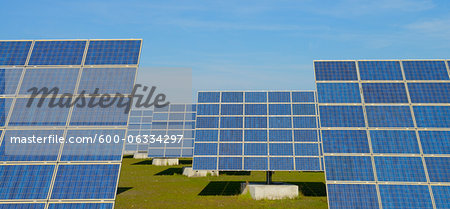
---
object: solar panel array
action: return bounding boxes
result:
[0,39,141,208]
[149,104,196,157]
[192,91,323,171]
[315,60,450,209]
[125,109,153,154]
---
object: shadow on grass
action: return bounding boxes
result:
[132,160,153,165]
[123,155,133,158]
[117,187,132,195]
[221,171,251,176]
[155,168,183,176]
[198,181,326,197]
[287,182,327,197]
[198,181,244,196]
[179,159,192,165]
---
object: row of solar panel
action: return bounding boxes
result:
[315,60,450,81]
[0,129,124,161]
[319,105,449,128]
[327,184,448,209]
[194,156,321,171]
[0,68,136,95]
[195,142,321,156]
[196,117,318,129]
[195,129,318,141]
[321,130,449,154]
[0,164,119,200]
[198,91,316,103]
[196,104,316,115]
[0,40,141,66]
[317,82,450,103]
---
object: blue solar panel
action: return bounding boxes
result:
[48,203,113,209]
[315,61,358,81]
[316,59,448,209]
[402,60,449,80]
[0,68,23,95]
[0,204,45,209]
[9,98,70,126]
[77,68,136,94]
[19,68,79,94]
[29,41,86,65]
[0,165,54,199]
[432,186,450,209]
[327,184,379,209]
[379,185,433,209]
[317,83,361,103]
[362,83,409,103]
[358,61,403,80]
[0,41,32,66]
[69,99,129,126]
[0,99,13,127]
[193,91,321,171]
[85,40,141,65]
[51,164,120,199]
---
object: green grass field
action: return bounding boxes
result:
[116,156,328,209]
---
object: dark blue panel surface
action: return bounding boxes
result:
[193,157,217,170]
[48,203,113,209]
[292,91,315,102]
[269,157,294,170]
[245,104,267,115]
[244,157,268,170]
[425,157,450,182]
[245,92,267,103]
[9,98,70,126]
[269,130,292,142]
[269,143,293,156]
[244,143,267,155]
[85,40,141,65]
[221,92,243,103]
[402,60,449,80]
[220,117,243,128]
[319,106,365,127]
[0,204,45,209]
[366,106,414,127]
[221,104,243,115]
[292,104,316,115]
[408,83,450,103]
[0,68,23,95]
[370,130,420,154]
[0,165,53,199]
[294,143,319,156]
[77,68,136,94]
[51,164,120,199]
[268,92,290,102]
[432,186,450,209]
[219,143,242,155]
[358,61,403,80]
[268,104,291,115]
[245,117,267,128]
[198,92,220,103]
[315,61,358,81]
[244,130,267,141]
[317,83,361,103]
[325,156,374,181]
[293,117,316,128]
[196,117,219,128]
[218,157,242,170]
[197,104,220,115]
[322,130,369,153]
[70,98,129,126]
[419,131,450,154]
[0,41,31,66]
[375,157,426,182]
[379,185,433,209]
[295,157,320,170]
[29,41,86,65]
[220,130,242,142]
[193,143,217,155]
[362,83,408,103]
[414,106,450,128]
[269,117,291,128]
[327,184,379,209]
[294,130,318,142]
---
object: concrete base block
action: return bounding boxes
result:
[133,152,148,159]
[152,158,179,166]
[241,183,298,200]
[123,151,137,155]
[182,167,219,177]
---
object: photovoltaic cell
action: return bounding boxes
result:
[29,41,86,66]
[316,59,449,209]
[0,204,45,209]
[193,91,321,171]
[317,83,361,103]
[0,165,54,199]
[0,41,32,66]
[314,61,358,81]
[85,40,141,65]
[77,68,136,94]
[0,68,23,95]
[19,68,79,94]
[48,203,113,209]
[9,98,70,126]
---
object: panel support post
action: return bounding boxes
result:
[266,171,273,185]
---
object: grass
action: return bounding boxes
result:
[115,156,328,209]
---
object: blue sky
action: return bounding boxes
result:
[1,0,449,92]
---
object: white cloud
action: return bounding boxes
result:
[405,18,450,38]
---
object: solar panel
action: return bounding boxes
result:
[315,60,450,209]
[0,39,141,208]
[148,104,196,157]
[193,91,322,171]
[125,109,153,154]
[85,40,141,65]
